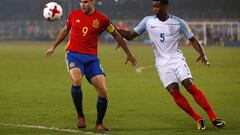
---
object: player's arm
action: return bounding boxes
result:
[189,37,210,67]
[117,29,139,41]
[46,25,70,57]
[116,17,150,41]
[179,17,210,67]
[106,24,137,66]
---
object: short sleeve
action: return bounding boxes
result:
[179,18,194,39]
[103,17,111,30]
[133,16,151,35]
[65,12,73,29]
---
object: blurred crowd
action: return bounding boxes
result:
[0,21,64,41]
[0,0,239,45]
[0,20,239,46]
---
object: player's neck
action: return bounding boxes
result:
[86,7,95,15]
[157,13,169,22]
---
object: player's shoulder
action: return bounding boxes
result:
[142,15,155,22]
[95,10,109,20]
[68,10,82,18]
[139,15,155,25]
[171,15,187,24]
[70,9,81,15]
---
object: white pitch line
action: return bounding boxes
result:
[0,123,104,135]
[135,66,153,73]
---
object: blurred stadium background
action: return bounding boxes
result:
[1,1,240,135]
[0,0,240,46]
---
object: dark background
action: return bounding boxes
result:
[0,0,239,21]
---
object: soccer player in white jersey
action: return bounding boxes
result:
[117,0,225,130]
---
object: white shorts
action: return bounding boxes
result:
[155,58,192,88]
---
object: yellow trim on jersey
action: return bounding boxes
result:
[187,26,192,33]
[65,40,70,50]
[106,24,115,33]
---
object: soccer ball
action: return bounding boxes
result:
[43,2,63,22]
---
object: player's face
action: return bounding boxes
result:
[80,0,95,14]
[152,2,168,16]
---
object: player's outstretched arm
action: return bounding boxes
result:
[46,25,70,57]
[189,36,210,67]
[110,30,137,66]
[117,29,139,41]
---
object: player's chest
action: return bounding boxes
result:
[71,16,103,34]
[147,21,180,36]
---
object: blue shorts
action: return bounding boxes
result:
[65,51,105,82]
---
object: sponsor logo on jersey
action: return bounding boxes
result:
[151,26,157,28]
[92,19,99,28]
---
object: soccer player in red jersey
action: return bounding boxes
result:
[46,0,137,132]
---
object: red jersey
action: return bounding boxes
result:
[65,10,112,55]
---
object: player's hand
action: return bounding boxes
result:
[125,55,137,66]
[46,46,55,57]
[196,54,210,67]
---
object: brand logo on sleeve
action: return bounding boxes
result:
[75,19,80,23]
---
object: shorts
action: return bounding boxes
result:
[65,51,105,82]
[155,58,192,88]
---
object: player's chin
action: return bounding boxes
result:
[153,12,159,16]
[81,9,87,13]
[83,10,89,14]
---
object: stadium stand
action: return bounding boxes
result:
[0,0,239,46]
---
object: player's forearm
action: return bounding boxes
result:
[116,37,133,56]
[190,37,205,56]
[117,29,137,41]
[53,27,68,49]
[110,30,133,55]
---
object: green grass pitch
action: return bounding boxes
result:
[0,41,240,135]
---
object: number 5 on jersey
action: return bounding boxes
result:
[160,33,165,42]
[82,27,88,36]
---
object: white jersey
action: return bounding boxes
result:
[134,15,194,65]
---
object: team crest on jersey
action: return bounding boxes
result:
[69,62,75,68]
[92,19,99,28]
[168,25,175,32]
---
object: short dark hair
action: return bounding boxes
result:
[153,0,168,4]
